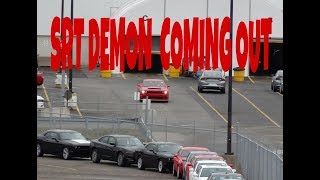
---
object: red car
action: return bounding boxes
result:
[137,79,170,102]
[172,147,209,179]
[37,70,44,86]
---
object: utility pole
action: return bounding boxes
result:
[69,0,74,93]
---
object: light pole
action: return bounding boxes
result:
[69,0,73,92]
[226,0,234,155]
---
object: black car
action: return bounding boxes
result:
[136,142,181,173]
[90,134,145,167]
[37,129,91,160]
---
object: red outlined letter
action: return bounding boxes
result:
[110,18,125,71]
[138,17,152,71]
[100,18,110,70]
[171,22,183,69]
[249,20,261,73]
[126,22,138,70]
[236,21,248,69]
[183,18,199,72]
[160,18,170,70]
[261,18,272,70]
[219,17,231,72]
[61,17,73,70]
[51,16,61,71]
[88,19,100,71]
[206,18,219,70]
[74,18,84,70]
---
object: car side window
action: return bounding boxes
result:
[107,137,116,145]
[51,132,59,140]
[44,132,53,139]
[98,136,109,144]
[146,144,155,151]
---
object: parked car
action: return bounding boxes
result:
[37,68,44,86]
[136,142,181,173]
[182,151,219,180]
[37,129,91,160]
[188,160,228,180]
[90,135,145,167]
[271,70,283,92]
[173,147,210,179]
[207,172,245,180]
[186,156,226,180]
[190,165,234,180]
[137,79,170,102]
[37,95,44,109]
[198,70,226,93]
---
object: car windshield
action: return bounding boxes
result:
[181,150,193,157]
[209,174,244,180]
[116,137,144,147]
[203,71,222,78]
[59,132,86,140]
[200,168,233,177]
[157,144,181,153]
[143,81,165,87]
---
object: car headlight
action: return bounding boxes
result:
[163,91,168,94]
[141,90,145,94]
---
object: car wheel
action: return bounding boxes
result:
[91,149,101,163]
[221,88,225,94]
[37,143,44,157]
[62,147,71,160]
[117,153,125,167]
[173,164,177,176]
[177,166,182,179]
[273,86,277,92]
[271,84,273,90]
[158,159,165,173]
[137,156,145,170]
[198,87,202,93]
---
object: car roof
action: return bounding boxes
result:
[107,134,136,138]
[147,142,179,145]
[196,160,226,164]
[181,147,209,151]
[143,79,164,82]
[210,172,242,176]
[200,165,231,169]
[45,129,78,133]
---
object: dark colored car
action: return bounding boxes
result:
[207,172,245,180]
[37,129,91,160]
[136,142,182,173]
[198,70,226,93]
[90,135,145,167]
[138,79,170,102]
[271,70,283,92]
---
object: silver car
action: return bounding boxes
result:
[271,70,283,92]
[198,70,226,93]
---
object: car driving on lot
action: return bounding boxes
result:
[271,70,283,92]
[136,142,181,173]
[173,147,210,179]
[37,129,91,160]
[198,70,226,93]
[90,134,145,167]
[138,79,170,102]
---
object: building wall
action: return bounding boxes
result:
[37,0,282,76]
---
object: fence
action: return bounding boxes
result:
[37,100,283,180]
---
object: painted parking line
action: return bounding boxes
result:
[38,163,79,172]
[248,76,255,84]
[276,92,283,96]
[163,74,169,81]
[122,73,127,80]
[232,88,281,128]
[41,84,52,108]
[190,86,228,124]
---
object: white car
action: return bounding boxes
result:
[37,95,44,109]
[190,165,234,180]
[188,160,228,180]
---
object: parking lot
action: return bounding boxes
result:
[37,66,283,178]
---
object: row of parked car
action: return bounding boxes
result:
[37,129,245,180]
